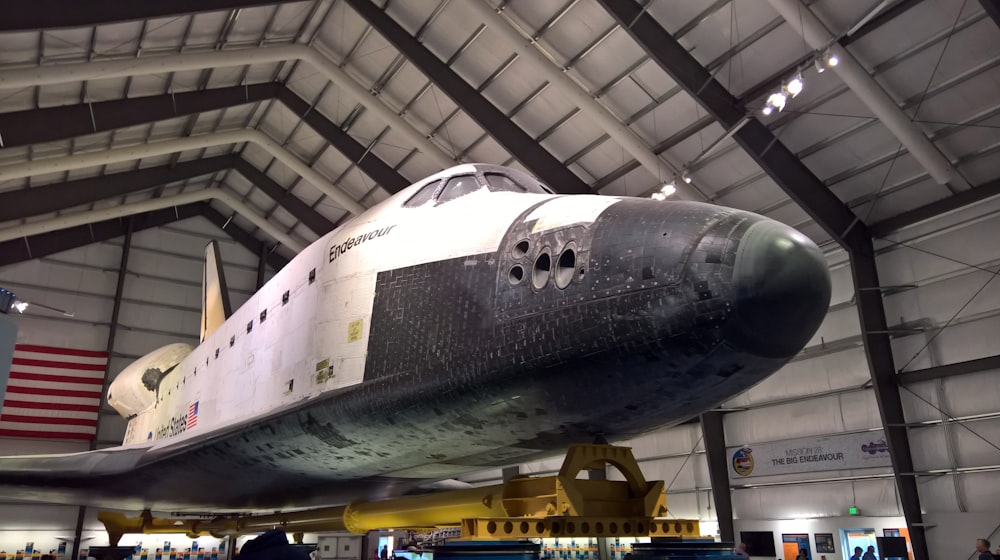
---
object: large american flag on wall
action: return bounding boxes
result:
[0,344,108,440]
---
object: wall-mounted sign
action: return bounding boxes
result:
[815,534,835,554]
[728,430,891,479]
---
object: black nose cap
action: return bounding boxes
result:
[724,220,832,358]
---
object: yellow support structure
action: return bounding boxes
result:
[99,444,699,543]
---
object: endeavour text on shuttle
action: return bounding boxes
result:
[329,225,396,263]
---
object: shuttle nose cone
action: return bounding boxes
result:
[724,220,831,358]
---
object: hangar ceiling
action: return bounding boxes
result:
[0,0,996,263]
[1,2,999,560]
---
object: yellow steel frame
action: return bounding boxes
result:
[99,444,699,543]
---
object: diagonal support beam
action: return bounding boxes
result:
[0,128,365,216]
[198,204,288,271]
[0,156,231,221]
[0,45,456,170]
[0,83,279,147]
[981,0,1000,30]
[342,0,591,195]
[896,354,1000,385]
[275,87,410,194]
[231,158,336,234]
[0,155,336,236]
[0,203,287,271]
[871,176,1000,237]
[595,3,929,558]
[0,83,410,195]
[0,0,293,32]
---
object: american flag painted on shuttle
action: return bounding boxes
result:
[0,344,108,440]
[187,401,199,430]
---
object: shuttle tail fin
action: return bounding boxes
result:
[200,241,232,343]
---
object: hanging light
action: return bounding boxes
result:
[651,192,667,201]
[824,49,839,67]
[814,58,826,73]
[681,170,692,184]
[785,74,804,98]
[761,104,774,116]
[660,183,676,197]
[767,92,787,112]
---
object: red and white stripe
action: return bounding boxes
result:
[1,344,108,440]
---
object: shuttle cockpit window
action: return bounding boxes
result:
[484,171,553,195]
[436,174,482,204]
[403,179,442,208]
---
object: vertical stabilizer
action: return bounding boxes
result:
[201,241,232,343]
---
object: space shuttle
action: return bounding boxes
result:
[0,164,831,511]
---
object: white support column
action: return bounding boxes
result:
[766,0,968,188]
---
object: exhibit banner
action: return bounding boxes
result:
[728,430,891,479]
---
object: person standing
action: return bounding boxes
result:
[975,539,992,560]
[861,546,877,560]
[849,547,863,560]
[380,545,389,560]
[795,549,808,560]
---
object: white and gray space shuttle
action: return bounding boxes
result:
[0,164,831,511]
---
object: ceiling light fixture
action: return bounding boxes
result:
[651,179,677,200]
[785,74,804,97]
[767,92,787,112]
[825,49,840,67]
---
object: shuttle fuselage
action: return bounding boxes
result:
[0,164,831,510]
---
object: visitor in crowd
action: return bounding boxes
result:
[238,529,310,560]
[795,548,808,560]
[975,538,992,560]
[862,545,877,560]
[849,547,863,560]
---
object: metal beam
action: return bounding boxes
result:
[0,83,279,148]
[850,241,929,560]
[0,155,335,236]
[0,202,289,271]
[275,87,411,194]
[897,354,1000,385]
[700,411,734,543]
[342,0,591,195]
[981,0,1000,30]
[198,204,287,270]
[0,156,231,221]
[0,83,409,197]
[841,0,927,46]
[595,3,929,558]
[596,0,866,248]
[72,215,134,560]
[0,0,290,32]
[871,176,1000,237]
[231,158,336,234]
[0,45,456,170]
[0,205,201,267]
